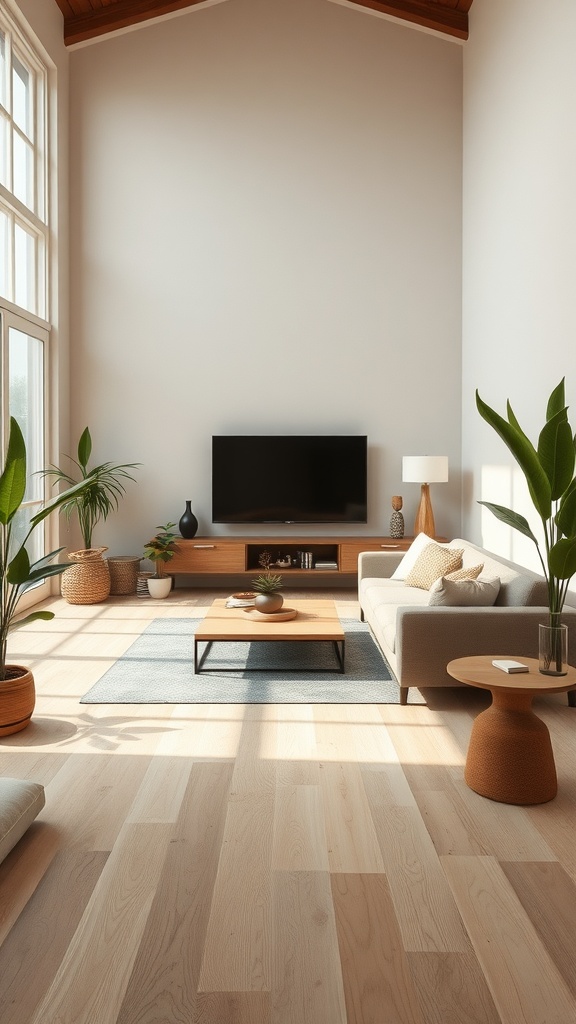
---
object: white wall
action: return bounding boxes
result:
[65,0,463,554]
[462,0,576,573]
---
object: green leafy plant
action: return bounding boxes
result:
[251,572,283,594]
[41,427,139,550]
[143,522,178,578]
[476,378,576,628]
[0,417,98,680]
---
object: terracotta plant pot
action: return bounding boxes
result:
[0,666,35,736]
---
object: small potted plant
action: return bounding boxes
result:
[251,572,284,613]
[143,522,178,598]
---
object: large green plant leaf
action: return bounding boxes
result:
[477,501,539,543]
[9,610,55,630]
[6,545,31,585]
[0,418,26,526]
[77,427,92,473]
[556,478,576,538]
[546,378,567,421]
[476,391,552,520]
[537,412,575,500]
[549,537,576,580]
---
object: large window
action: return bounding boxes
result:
[0,11,47,319]
[0,7,52,609]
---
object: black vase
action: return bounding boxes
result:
[179,500,199,539]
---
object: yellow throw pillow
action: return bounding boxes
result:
[444,563,484,582]
[405,544,464,590]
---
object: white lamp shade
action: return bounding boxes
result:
[402,455,449,484]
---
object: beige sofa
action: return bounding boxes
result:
[358,536,576,704]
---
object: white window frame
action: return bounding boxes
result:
[0,7,48,320]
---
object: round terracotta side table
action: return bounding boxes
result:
[447,655,576,805]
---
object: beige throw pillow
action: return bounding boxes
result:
[444,563,484,581]
[404,544,464,590]
[428,575,501,607]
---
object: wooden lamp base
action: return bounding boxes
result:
[414,483,436,537]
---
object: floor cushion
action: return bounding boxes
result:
[0,778,45,864]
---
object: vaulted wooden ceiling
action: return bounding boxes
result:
[53,0,473,47]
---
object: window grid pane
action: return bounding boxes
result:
[14,220,36,312]
[0,111,9,188]
[13,129,33,208]
[0,208,8,297]
[0,29,6,111]
[8,327,44,503]
[12,52,32,139]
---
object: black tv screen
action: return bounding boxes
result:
[212,435,368,524]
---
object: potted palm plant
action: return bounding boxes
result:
[252,572,284,613]
[143,522,178,598]
[1,418,99,734]
[476,378,576,674]
[42,427,139,604]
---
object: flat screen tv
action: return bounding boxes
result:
[212,435,368,524]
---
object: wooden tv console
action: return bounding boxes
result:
[164,536,417,581]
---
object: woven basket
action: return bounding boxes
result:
[136,571,153,598]
[107,555,141,595]
[61,547,111,605]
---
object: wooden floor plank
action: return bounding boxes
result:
[195,992,271,1023]
[370,804,470,952]
[30,822,173,1024]
[443,854,576,1024]
[117,761,234,1024]
[500,861,576,1000]
[406,952,501,1024]
[272,870,347,1024]
[0,851,108,1024]
[272,785,329,872]
[319,762,385,873]
[331,872,425,1024]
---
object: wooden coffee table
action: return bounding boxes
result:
[194,598,345,674]
[447,655,576,804]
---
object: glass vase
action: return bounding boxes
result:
[539,622,568,676]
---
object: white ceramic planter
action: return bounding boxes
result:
[147,576,172,599]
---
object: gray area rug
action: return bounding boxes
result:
[80,617,425,705]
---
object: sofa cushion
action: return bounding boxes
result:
[428,575,501,607]
[404,544,464,590]
[390,532,437,580]
[372,590,430,654]
[445,563,484,581]
[451,539,549,606]
[0,778,45,864]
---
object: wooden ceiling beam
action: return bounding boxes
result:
[60,0,210,46]
[339,0,470,40]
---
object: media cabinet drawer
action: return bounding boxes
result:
[168,541,245,574]
[339,538,414,574]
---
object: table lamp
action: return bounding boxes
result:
[402,455,449,537]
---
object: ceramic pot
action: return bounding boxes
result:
[0,666,35,736]
[147,576,173,599]
[179,501,199,539]
[254,593,284,614]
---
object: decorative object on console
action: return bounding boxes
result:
[251,572,284,614]
[179,500,199,539]
[258,551,273,570]
[389,495,404,538]
[402,456,449,538]
[477,378,576,676]
[143,522,178,598]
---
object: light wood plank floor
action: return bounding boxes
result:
[1,587,575,1024]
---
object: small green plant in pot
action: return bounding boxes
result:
[476,378,576,674]
[0,418,99,733]
[252,572,284,614]
[143,522,178,598]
